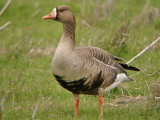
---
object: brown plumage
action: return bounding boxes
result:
[42,5,140,117]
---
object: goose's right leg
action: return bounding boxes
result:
[73,94,79,117]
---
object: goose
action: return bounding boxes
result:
[42,5,140,117]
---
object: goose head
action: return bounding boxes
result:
[42,5,75,23]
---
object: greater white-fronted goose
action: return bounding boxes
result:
[42,5,140,117]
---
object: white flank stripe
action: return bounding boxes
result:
[94,58,117,71]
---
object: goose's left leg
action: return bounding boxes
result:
[99,95,103,117]
[73,94,79,117]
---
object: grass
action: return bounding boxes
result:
[0,0,160,119]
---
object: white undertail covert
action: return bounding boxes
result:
[102,73,130,93]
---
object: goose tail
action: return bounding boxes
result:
[119,63,140,71]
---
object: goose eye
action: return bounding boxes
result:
[59,10,64,12]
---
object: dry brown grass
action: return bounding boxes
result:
[113,95,147,104]
[111,22,130,49]
[152,81,160,97]
[133,0,160,25]
[29,47,55,58]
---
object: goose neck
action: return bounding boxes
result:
[63,20,76,40]
[58,20,76,50]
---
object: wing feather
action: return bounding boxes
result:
[76,46,127,74]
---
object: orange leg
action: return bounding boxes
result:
[99,95,103,117]
[74,98,79,117]
[73,94,79,117]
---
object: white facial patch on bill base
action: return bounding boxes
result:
[52,8,57,17]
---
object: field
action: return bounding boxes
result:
[0,0,160,119]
